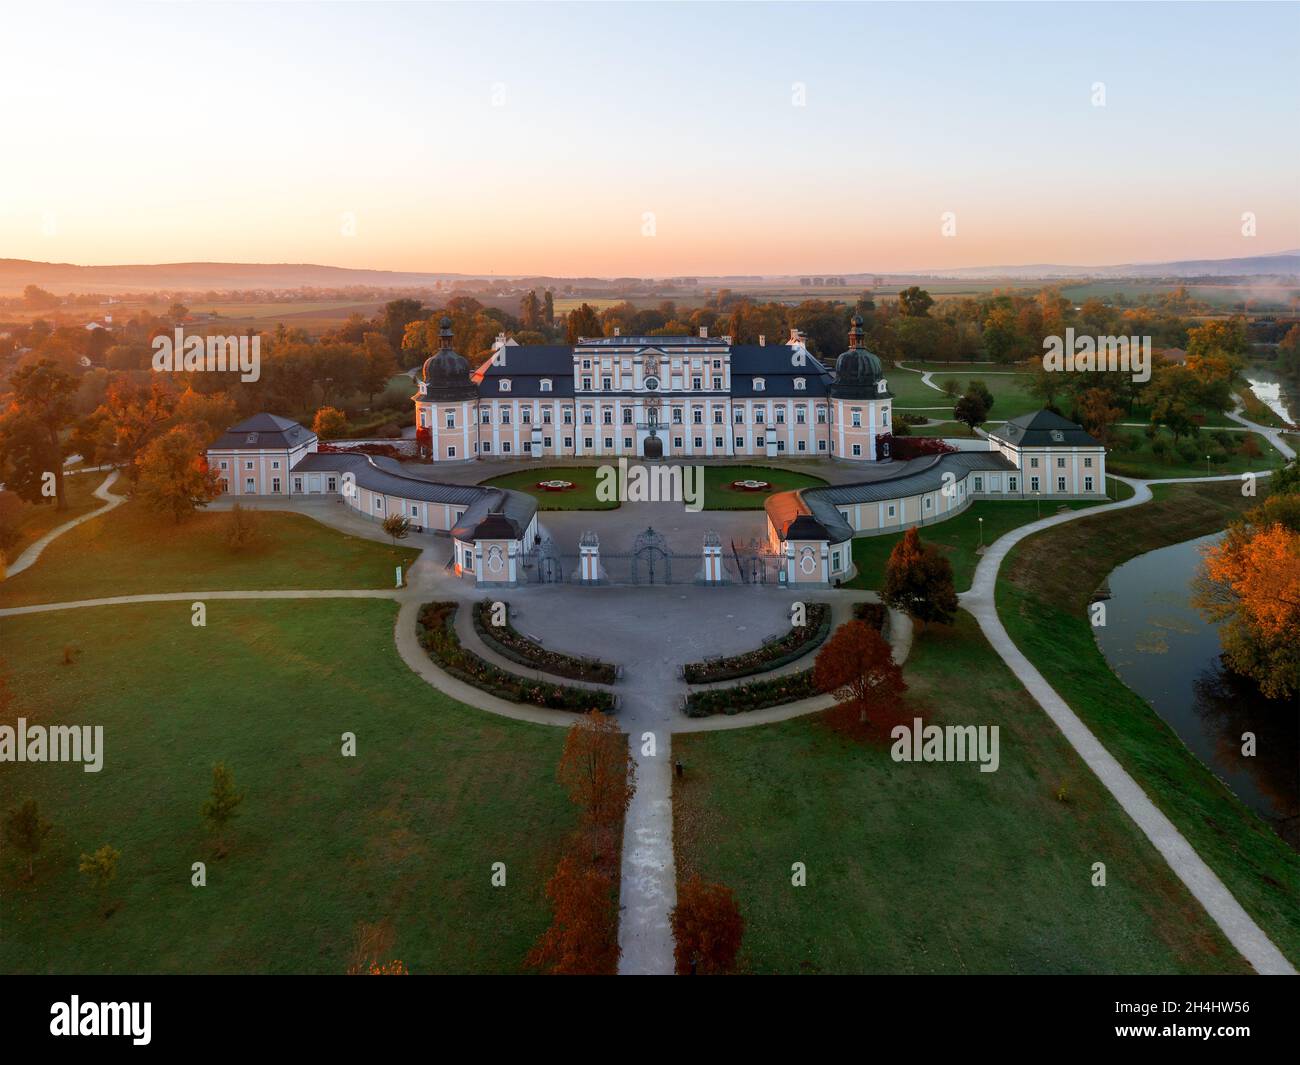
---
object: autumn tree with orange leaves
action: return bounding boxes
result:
[135,426,222,523]
[882,528,958,630]
[813,619,907,726]
[1193,490,1300,698]
[529,711,634,975]
[672,875,745,975]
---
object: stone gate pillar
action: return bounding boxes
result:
[701,531,724,583]
[579,530,600,583]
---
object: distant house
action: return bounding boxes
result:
[1156,347,1188,365]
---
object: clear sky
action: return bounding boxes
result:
[3,1,1297,275]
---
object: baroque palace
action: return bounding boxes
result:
[416,316,893,462]
[206,322,1107,588]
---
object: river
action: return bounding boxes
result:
[1094,532,1299,850]
[1243,364,1298,425]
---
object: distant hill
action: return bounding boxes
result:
[918,251,1300,280]
[0,260,472,295]
[2,249,1296,296]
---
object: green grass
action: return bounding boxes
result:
[0,501,420,608]
[0,599,575,974]
[2,471,104,566]
[996,480,1300,965]
[1106,427,1284,479]
[481,464,827,511]
[844,479,1131,592]
[673,612,1249,974]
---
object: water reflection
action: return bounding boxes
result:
[1095,533,1299,850]
[1243,366,1297,424]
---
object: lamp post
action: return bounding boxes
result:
[978,515,984,548]
[1206,454,1211,475]
[1034,490,1040,519]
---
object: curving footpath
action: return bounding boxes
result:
[5,412,1294,976]
[3,470,125,580]
[961,413,1296,976]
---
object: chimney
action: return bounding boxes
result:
[789,327,804,346]
[722,335,733,345]
[613,327,620,337]
[698,326,707,338]
[758,334,766,346]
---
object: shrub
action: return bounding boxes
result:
[682,603,829,683]
[851,601,888,630]
[418,602,615,713]
[684,670,818,717]
[472,600,617,684]
[224,503,264,553]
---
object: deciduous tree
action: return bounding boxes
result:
[813,619,907,724]
[135,426,221,523]
[201,762,245,856]
[882,528,958,630]
[671,875,745,975]
[4,799,53,881]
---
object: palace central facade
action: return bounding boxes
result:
[415,318,894,463]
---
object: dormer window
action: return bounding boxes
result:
[540,378,552,392]
[753,377,765,391]
[793,377,806,390]
[245,433,259,444]
[499,379,511,392]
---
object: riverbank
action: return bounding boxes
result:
[996,479,1300,965]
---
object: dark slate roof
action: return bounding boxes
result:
[289,451,487,506]
[470,511,521,541]
[810,451,1018,507]
[577,335,718,347]
[474,346,576,397]
[729,345,832,398]
[211,413,314,451]
[987,409,1102,448]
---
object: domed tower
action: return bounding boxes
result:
[830,315,893,461]
[415,317,478,461]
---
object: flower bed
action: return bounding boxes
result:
[682,603,830,683]
[684,669,819,718]
[472,600,617,684]
[536,479,576,492]
[730,479,771,492]
[416,602,615,713]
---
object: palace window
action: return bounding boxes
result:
[584,438,593,449]
[272,478,281,493]
[563,408,573,424]
[245,460,254,470]
[543,408,552,424]
[445,411,455,428]
[794,377,806,390]
[582,376,591,390]
[692,376,702,390]
[521,408,531,424]
[501,409,511,425]
[1084,476,1094,491]
[851,409,862,427]
[852,444,862,456]
[604,437,613,449]
[713,409,723,424]
[1057,456,1066,468]
[818,439,827,451]
[672,408,683,423]
[293,477,302,492]
[623,408,633,424]
[796,407,806,424]
[499,379,511,392]
[735,437,744,449]
[1030,476,1040,491]
[583,409,593,424]
[694,436,703,448]
[734,409,744,423]
[753,377,765,391]
[481,409,491,424]
[776,408,785,424]
[448,446,456,458]
[603,408,613,424]
[817,406,827,423]
[602,377,611,390]
[1057,476,1066,491]
[543,436,552,448]
[624,437,632,449]
[540,378,552,392]
[1084,456,1093,467]
[271,460,280,469]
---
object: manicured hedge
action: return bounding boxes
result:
[683,669,819,718]
[416,601,615,713]
[472,600,617,684]
[682,603,830,684]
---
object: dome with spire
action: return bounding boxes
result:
[421,317,476,399]
[832,315,889,399]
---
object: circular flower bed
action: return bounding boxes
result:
[536,479,576,491]
[730,479,771,492]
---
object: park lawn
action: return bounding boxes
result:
[844,479,1131,592]
[932,372,1040,420]
[0,500,420,608]
[1106,427,1284,479]
[997,480,1300,966]
[886,371,952,409]
[480,466,619,510]
[673,612,1249,974]
[0,599,576,974]
[700,466,827,510]
[2,471,104,566]
[482,464,827,511]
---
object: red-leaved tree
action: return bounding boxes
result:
[671,875,745,975]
